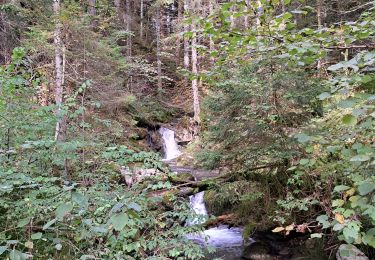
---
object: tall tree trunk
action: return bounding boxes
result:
[256,0,262,29]
[281,0,286,13]
[244,0,249,29]
[176,0,182,66]
[156,6,162,93]
[230,4,235,29]
[140,0,144,41]
[53,0,66,143]
[209,0,215,65]
[88,0,96,16]
[126,0,132,57]
[317,0,323,72]
[88,0,97,27]
[53,0,68,178]
[191,0,200,127]
[183,0,190,70]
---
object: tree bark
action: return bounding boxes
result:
[53,0,68,178]
[244,0,249,29]
[191,0,200,127]
[209,0,215,65]
[183,0,190,70]
[256,0,262,29]
[176,0,183,66]
[156,6,162,93]
[53,0,66,143]
[316,0,323,72]
[126,0,132,58]
[88,0,96,16]
[140,0,144,41]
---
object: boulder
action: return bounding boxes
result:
[148,130,163,151]
[336,244,369,260]
[169,172,195,183]
[242,242,274,260]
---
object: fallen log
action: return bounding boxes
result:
[204,214,235,228]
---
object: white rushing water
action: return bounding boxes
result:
[187,191,208,225]
[159,127,182,161]
[187,191,246,259]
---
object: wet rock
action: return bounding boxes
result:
[148,130,163,151]
[336,244,369,260]
[242,242,274,260]
[169,172,195,183]
[135,128,148,140]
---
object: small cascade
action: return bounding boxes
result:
[187,191,208,225]
[187,191,246,260]
[159,127,182,161]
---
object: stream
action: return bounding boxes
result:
[159,127,247,259]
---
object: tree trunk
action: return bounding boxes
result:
[230,4,235,29]
[317,0,323,72]
[88,0,96,16]
[126,0,132,57]
[88,0,97,27]
[244,0,249,29]
[183,0,190,70]
[140,0,144,41]
[256,0,262,29]
[191,0,200,127]
[209,0,215,65]
[176,0,183,66]
[53,0,68,178]
[53,0,66,143]
[156,6,162,93]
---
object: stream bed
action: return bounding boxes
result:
[159,127,247,259]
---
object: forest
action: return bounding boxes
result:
[0,0,374,259]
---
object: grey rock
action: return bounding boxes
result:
[336,244,369,260]
[242,242,275,260]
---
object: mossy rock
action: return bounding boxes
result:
[169,172,195,183]
[162,190,178,209]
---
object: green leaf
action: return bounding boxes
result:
[310,233,323,238]
[111,213,128,231]
[350,155,370,162]
[318,92,331,100]
[17,218,30,228]
[31,232,42,240]
[332,199,345,207]
[357,182,375,195]
[327,62,344,71]
[72,192,88,209]
[334,185,351,192]
[342,114,357,126]
[56,203,73,220]
[9,250,26,260]
[0,246,7,256]
[127,202,142,212]
[299,159,309,165]
[295,133,311,143]
[43,219,56,230]
[338,99,356,108]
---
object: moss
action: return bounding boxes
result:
[169,172,195,183]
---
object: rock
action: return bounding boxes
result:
[135,128,148,140]
[242,242,274,260]
[336,244,369,260]
[149,130,163,151]
[169,172,195,183]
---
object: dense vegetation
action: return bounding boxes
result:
[0,0,374,259]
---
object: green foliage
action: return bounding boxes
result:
[200,0,375,252]
[0,49,205,259]
[199,61,324,172]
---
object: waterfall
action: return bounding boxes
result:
[159,127,182,160]
[188,191,208,225]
